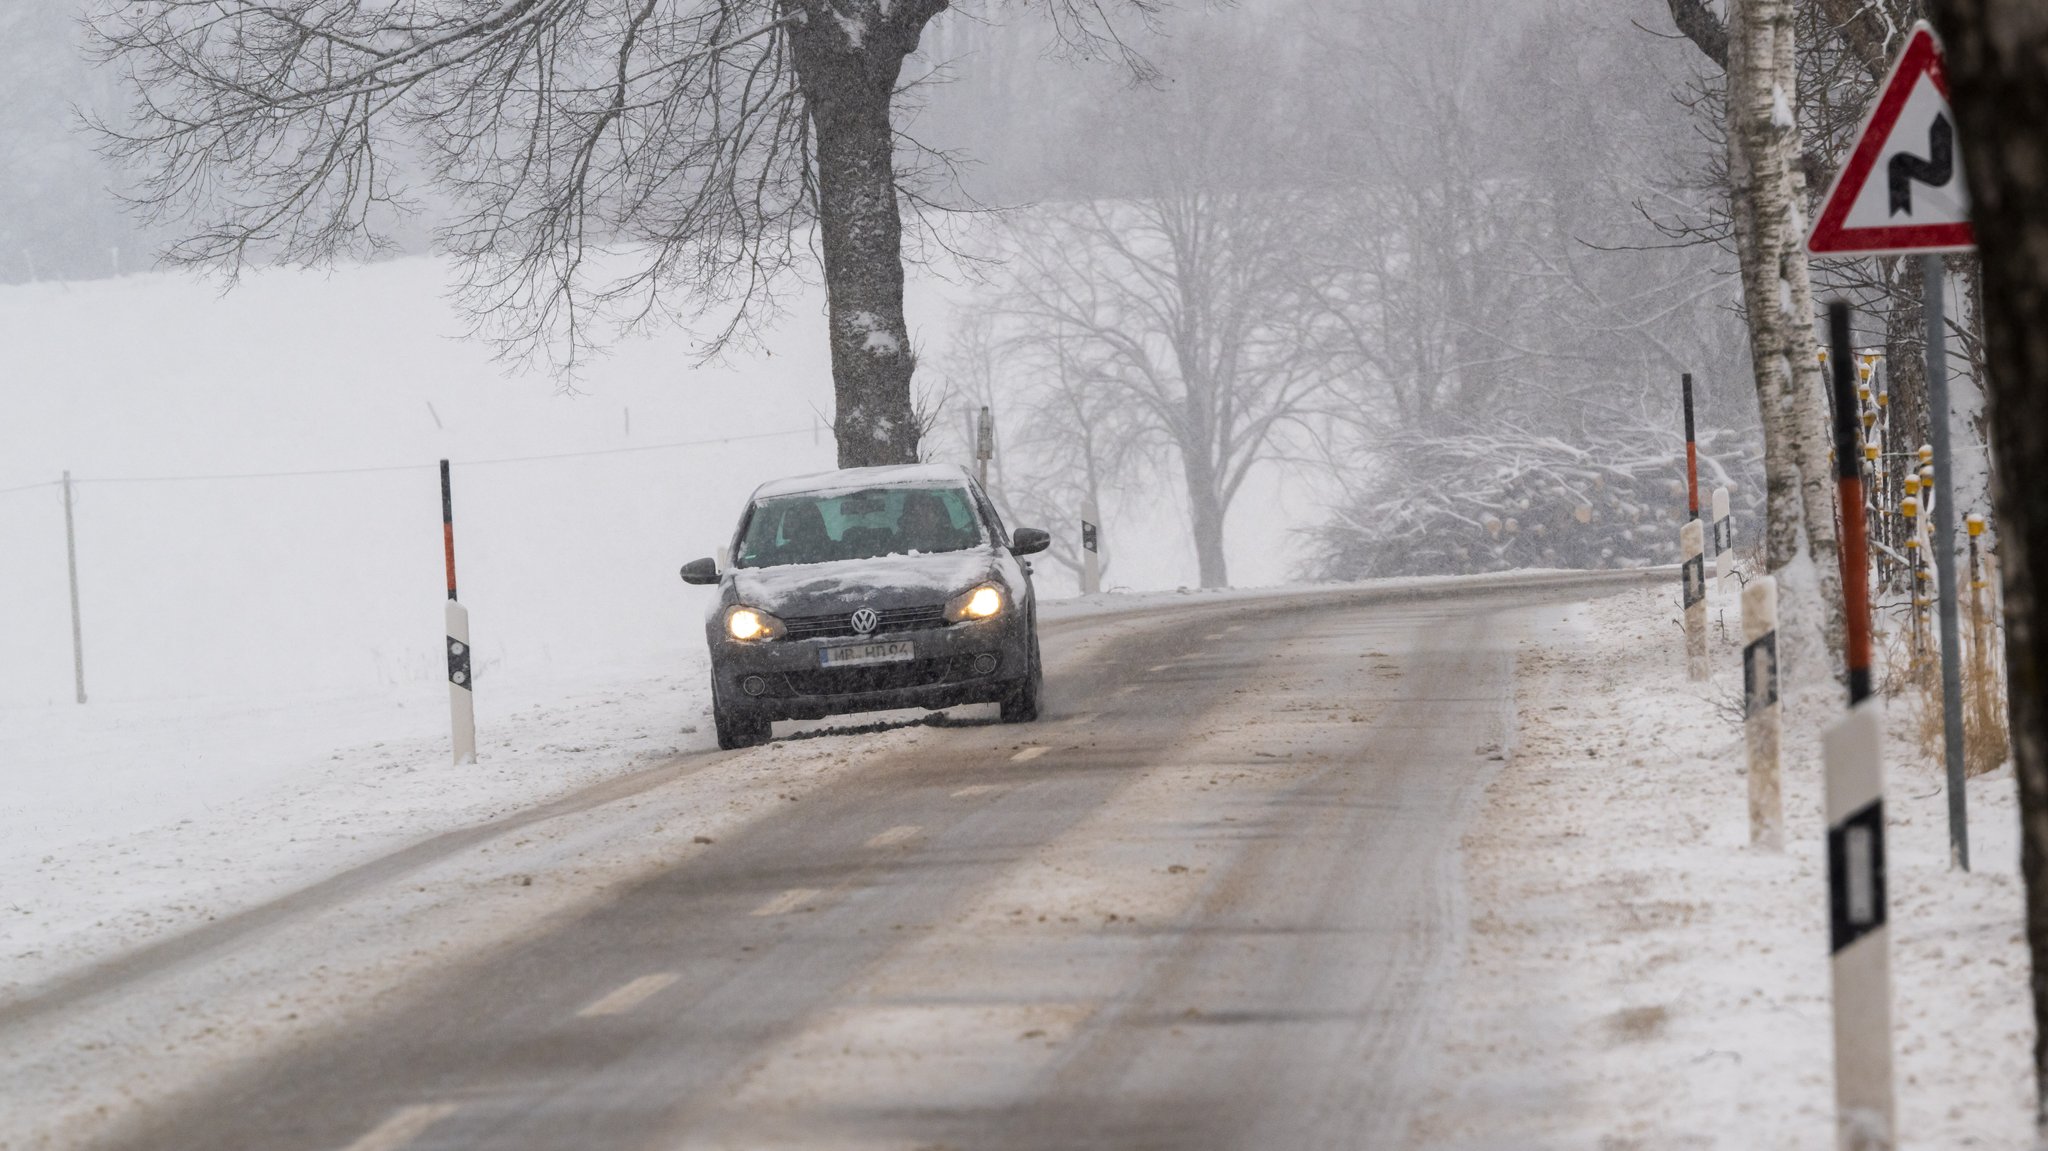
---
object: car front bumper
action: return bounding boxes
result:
[710,613,1031,721]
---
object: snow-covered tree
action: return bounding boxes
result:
[88,0,1158,466]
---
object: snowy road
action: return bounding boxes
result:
[38,572,1661,1151]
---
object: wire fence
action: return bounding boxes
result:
[0,424,826,706]
[0,426,816,495]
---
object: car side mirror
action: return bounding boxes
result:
[1011,527,1051,556]
[679,557,720,585]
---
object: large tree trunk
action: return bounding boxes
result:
[1186,478,1230,589]
[788,0,942,468]
[1178,422,1230,587]
[1926,0,2048,1129]
[1728,0,1847,674]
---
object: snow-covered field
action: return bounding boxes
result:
[1417,583,2031,1149]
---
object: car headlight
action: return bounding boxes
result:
[725,605,786,641]
[945,584,1004,622]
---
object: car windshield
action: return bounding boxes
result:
[735,485,985,568]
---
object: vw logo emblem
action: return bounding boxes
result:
[850,607,880,634]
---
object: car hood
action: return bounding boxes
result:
[728,549,997,616]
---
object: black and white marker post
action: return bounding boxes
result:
[1680,373,1708,680]
[1823,303,1895,1151]
[1743,574,1782,850]
[1713,484,1734,598]
[975,406,994,489]
[442,460,477,765]
[1080,493,1101,596]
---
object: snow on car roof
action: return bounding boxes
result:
[748,463,975,501]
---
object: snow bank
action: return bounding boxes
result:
[1413,584,2032,1148]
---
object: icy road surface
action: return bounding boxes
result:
[14,572,1658,1151]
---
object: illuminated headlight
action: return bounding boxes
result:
[945,585,1004,622]
[725,606,785,641]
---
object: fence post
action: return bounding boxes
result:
[442,460,476,765]
[1682,518,1708,681]
[1743,575,1782,849]
[62,471,86,705]
[1824,301,1895,1151]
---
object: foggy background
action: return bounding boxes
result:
[0,0,1761,706]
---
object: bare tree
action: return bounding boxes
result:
[1299,0,1758,582]
[88,0,1156,467]
[1664,0,1846,673]
[1928,0,2048,1129]
[998,186,1325,588]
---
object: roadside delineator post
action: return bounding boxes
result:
[442,460,476,765]
[1712,485,1733,595]
[1680,373,1707,679]
[975,406,994,489]
[1742,575,1782,850]
[1080,493,1101,596]
[1823,301,1896,1151]
[1682,518,1708,681]
[1682,372,1701,525]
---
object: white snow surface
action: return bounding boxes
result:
[1415,583,2032,1148]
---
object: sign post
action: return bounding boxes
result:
[1807,19,1975,872]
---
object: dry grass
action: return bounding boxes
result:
[1881,560,2010,776]
[1964,556,2010,776]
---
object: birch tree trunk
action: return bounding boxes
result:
[1927,0,2048,1129]
[1727,0,1847,672]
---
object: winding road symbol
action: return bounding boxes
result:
[1805,22,1975,254]
[1888,113,1953,217]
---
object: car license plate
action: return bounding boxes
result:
[819,640,915,668]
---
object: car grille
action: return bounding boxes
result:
[783,604,946,640]
[779,654,990,697]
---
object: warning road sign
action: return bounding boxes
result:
[1806,22,1975,255]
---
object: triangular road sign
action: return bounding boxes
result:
[1807,22,1975,255]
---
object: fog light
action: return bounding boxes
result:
[971,653,999,676]
[742,675,768,696]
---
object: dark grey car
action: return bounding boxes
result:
[680,464,1049,749]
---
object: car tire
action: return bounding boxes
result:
[998,634,1042,724]
[712,686,772,750]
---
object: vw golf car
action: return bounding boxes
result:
[680,464,1049,749]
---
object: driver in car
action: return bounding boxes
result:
[897,490,971,554]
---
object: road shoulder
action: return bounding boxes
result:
[1411,585,2031,1149]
